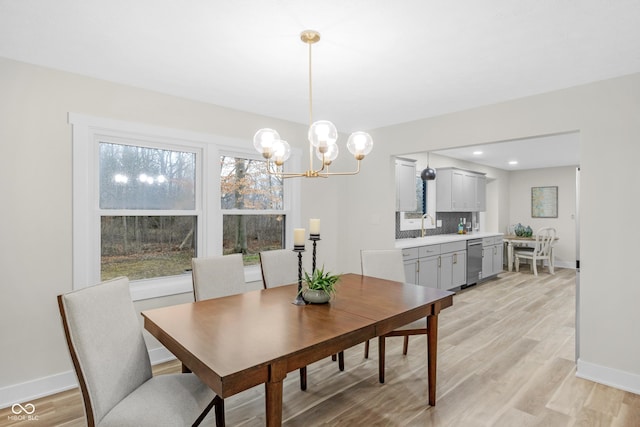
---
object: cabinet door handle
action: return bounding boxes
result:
[494,246,497,255]
[482,249,485,258]
[416,260,420,273]
[453,253,457,264]
[438,256,441,267]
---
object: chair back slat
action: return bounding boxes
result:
[535,227,556,257]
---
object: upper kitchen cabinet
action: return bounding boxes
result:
[436,167,486,212]
[395,157,417,212]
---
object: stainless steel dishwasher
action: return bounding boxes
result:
[466,239,483,286]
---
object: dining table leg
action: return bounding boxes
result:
[507,242,514,271]
[427,304,441,406]
[266,361,287,427]
[378,335,386,383]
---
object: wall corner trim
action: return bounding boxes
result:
[576,358,640,395]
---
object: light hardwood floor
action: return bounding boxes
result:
[3,268,640,426]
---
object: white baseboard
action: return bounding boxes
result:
[0,370,77,410]
[554,260,575,269]
[577,359,640,395]
[508,260,575,270]
[0,347,176,410]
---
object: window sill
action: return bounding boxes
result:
[244,264,263,284]
[130,274,194,301]
[129,265,264,301]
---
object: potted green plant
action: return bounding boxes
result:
[301,266,340,304]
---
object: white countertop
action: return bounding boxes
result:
[394,232,504,249]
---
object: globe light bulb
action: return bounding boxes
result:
[347,131,373,160]
[308,120,337,151]
[316,142,339,165]
[272,140,291,166]
[253,128,280,158]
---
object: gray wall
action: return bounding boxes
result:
[341,73,640,390]
[2,56,639,404]
[0,57,341,402]
[508,166,577,267]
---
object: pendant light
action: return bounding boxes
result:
[253,30,373,178]
[421,152,436,180]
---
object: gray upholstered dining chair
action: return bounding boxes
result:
[514,227,556,276]
[259,248,299,289]
[57,276,224,427]
[361,249,429,383]
[192,253,246,301]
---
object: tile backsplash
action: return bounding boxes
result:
[396,212,473,239]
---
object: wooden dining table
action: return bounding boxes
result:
[142,273,454,426]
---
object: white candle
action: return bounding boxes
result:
[294,228,306,245]
[309,218,320,235]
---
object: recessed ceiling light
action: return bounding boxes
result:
[473,151,483,155]
[508,160,518,165]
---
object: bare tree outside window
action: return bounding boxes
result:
[220,155,286,265]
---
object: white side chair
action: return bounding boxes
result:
[58,277,224,427]
[361,249,407,283]
[361,249,429,383]
[514,227,556,276]
[258,249,299,289]
[192,254,246,301]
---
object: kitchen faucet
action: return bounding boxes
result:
[421,213,434,237]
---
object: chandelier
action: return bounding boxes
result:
[253,30,373,178]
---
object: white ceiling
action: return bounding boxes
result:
[1,0,637,168]
[435,132,580,171]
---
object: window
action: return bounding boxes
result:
[220,154,287,266]
[399,175,436,231]
[71,114,299,300]
[100,143,198,281]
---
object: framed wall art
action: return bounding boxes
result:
[531,186,558,218]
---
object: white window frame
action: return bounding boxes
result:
[215,147,300,283]
[399,178,436,231]
[70,113,300,300]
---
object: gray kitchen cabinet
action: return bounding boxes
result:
[403,245,439,289]
[440,241,467,290]
[402,247,419,284]
[402,241,466,290]
[475,175,486,211]
[436,167,486,212]
[419,254,440,288]
[395,157,417,212]
[481,236,504,279]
